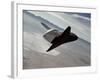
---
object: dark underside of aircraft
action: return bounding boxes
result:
[41,22,78,52]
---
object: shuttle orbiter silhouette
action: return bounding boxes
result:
[41,22,78,52]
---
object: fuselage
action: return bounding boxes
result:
[41,23,79,52]
[47,32,78,52]
[51,33,78,44]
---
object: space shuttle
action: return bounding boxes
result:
[41,22,78,52]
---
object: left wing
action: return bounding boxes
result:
[41,22,61,43]
[43,29,61,43]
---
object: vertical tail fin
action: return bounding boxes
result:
[61,26,71,36]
